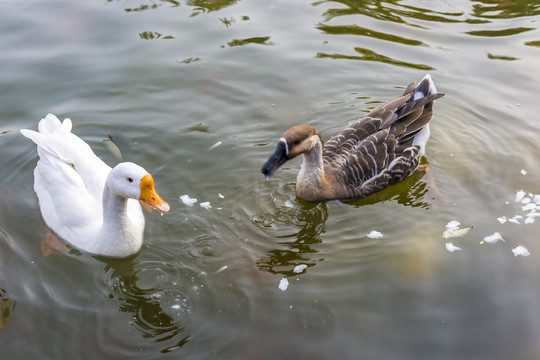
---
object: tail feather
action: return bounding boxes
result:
[20,128,67,161]
[36,113,71,134]
[414,73,438,99]
[21,114,94,162]
[21,114,111,197]
[396,74,443,156]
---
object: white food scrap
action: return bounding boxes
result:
[214,265,228,275]
[522,203,536,211]
[278,278,289,291]
[445,220,461,233]
[293,264,308,273]
[512,245,530,257]
[508,215,523,224]
[515,190,526,203]
[200,202,212,209]
[366,230,383,239]
[180,195,198,206]
[443,226,473,240]
[482,232,504,244]
[445,242,462,253]
[207,141,222,151]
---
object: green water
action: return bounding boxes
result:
[2,0,540,359]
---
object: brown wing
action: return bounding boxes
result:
[323,81,444,200]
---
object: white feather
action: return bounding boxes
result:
[21,114,168,257]
[413,125,431,156]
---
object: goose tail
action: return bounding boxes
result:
[414,74,438,99]
[410,74,443,155]
[20,114,92,163]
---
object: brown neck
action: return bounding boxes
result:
[295,136,327,200]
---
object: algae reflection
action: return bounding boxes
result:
[0,287,15,330]
[470,0,540,19]
[312,0,482,69]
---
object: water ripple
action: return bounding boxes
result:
[94,258,215,355]
[246,182,329,276]
[316,23,426,46]
[466,26,535,37]
[471,1,540,19]
[316,47,435,70]
[314,0,476,25]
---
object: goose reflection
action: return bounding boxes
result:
[37,240,192,354]
[256,202,328,276]
[348,164,444,208]
[257,166,441,276]
[100,258,190,354]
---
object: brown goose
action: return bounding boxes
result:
[261,74,444,202]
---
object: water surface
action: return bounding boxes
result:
[2,0,540,359]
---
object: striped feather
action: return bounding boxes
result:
[322,76,443,200]
[262,74,444,202]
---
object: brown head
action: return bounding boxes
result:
[261,125,323,179]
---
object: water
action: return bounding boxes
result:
[2,0,540,358]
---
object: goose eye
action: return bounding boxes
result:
[127,177,134,183]
[293,140,300,145]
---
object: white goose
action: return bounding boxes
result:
[21,114,170,257]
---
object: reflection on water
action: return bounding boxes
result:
[525,40,540,47]
[0,288,15,330]
[487,53,519,60]
[116,0,234,15]
[255,202,327,276]
[350,165,442,208]
[100,258,195,354]
[227,36,274,47]
[312,0,462,69]
[4,0,540,358]
[187,0,239,15]
[316,47,435,70]
[121,0,180,13]
[315,0,471,24]
[316,23,425,46]
[466,26,534,37]
[471,0,540,19]
[254,167,436,277]
[314,0,540,67]
[139,31,175,40]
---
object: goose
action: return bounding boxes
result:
[20,114,170,257]
[262,74,444,202]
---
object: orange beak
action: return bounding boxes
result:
[139,174,170,213]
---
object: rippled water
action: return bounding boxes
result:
[2,0,540,359]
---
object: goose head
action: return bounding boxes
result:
[262,125,322,179]
[107,162,170,212]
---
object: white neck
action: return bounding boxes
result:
[95,185,144,257]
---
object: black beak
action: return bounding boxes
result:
[262,141,288,179]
